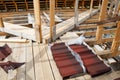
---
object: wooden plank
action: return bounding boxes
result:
[26,42,35,80]
[33,43,44,80]
[40,44,54,80]
[16,43,26,80]
[0,39,29,43]
[0,22,36,41]
[47,45,63,80]
[0,32,8,36]
[76,29,116,37]
[44,9,99,43]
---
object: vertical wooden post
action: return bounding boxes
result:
[98,0,102,9]
[0,18,4,28]
[33,0,42,43]
[50,0,55,41]
[96,0,108,44]
[13,0,18,12]
[90,0,94,13]
[111,21,120,56]
[25,0,28,11]
[82,0,85,9]
[74,0,79,27]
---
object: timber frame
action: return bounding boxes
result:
[0,0,120,57]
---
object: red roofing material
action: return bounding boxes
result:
[59,64,83,78]
[51,45,67,50]
[86,61,111,77]
[52,48,69,54]
[53,52,72,58]
[0,44,12,61]
[82,55,102,66]
[55,58,79,68]
[69,44,86,49]
[54,55,75,61]
[114,77,120,80]
[0,61,25,73]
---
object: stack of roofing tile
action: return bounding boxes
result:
[0,44,12,61]
[51,43,84,78]
[70,44,111,77]
[0,44,25,73]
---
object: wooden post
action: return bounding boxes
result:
[25,0,29,11]
[90,0,94,13]
[111,21,120,56]
[50,0,55,41]
[74,0,79,27]
[82,0,85,9]
[33,0,42,43]
[0,18,4,28]
[98,0,102,9]
[96,0,108,44]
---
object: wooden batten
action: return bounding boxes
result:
[0,18,4,28]
[96,0,108,44]
[33,0,42,43]
[111,21,120,56]
[0,39,29,43]
[50,0,55,41]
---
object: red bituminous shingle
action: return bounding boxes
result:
[86,61,111,77]
[59,64,83,77]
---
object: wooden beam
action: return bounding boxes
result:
[111,21,120,56]
[76,29,116,37]
[78,22,116,30]
[0,11,33,18]
[33,0,42,43]
[96,0,108,44]
[74,0,79,27]
[0,39,29,43]
[0,18,4,28]
[0,32,8,36]
[82,0,85,9]
[50,0,55,41]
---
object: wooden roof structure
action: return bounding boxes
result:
[0,0,120,80]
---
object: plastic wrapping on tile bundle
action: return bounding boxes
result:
[67,34,85,45]
[65,43,86,73]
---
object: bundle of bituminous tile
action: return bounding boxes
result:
[69,44,111,77]
[51,42,84,78]
[0,44,12,61]
[0,44,25,73]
